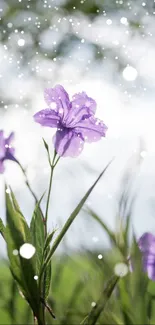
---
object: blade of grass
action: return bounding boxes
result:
[87,209,116,246]
[40,159,114,280]
[85,275,119,325]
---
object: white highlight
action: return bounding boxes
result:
[140,150,147,158]
[123,66,138,81]
[50,102,57,109]
[13,249,18,256]
[106,19,112,25]
[17,39,25,47]
[7,23,13,28]
[19,243,36,259]
[92,236,99,243]
[34,275,38,280]
[98,254,103,260]
[120,17,128,25]
[114,263,128,277]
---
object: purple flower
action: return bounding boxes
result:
[0,131,16,173]
[34,85,107,157]
[138,232,155,281]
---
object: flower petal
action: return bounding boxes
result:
[44,85,70,118]
[65,92,97,127]
[5,150,17,162]
[138,232,155,254]
[34,109,61,128]
[74,116,108,143]
[0,131,5,160]
[72,92,96,114]
[6,132,14,145]
[53,129,84,157]
[138,232,155,280]
[143,254,155,280]
[5,132,15,157]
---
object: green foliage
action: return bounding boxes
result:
[30,202,45,275]
[0,149,154,324]
[0,218,6,239]
[4,188,43,321]
[85,275,119,325]
[43,159,113,271]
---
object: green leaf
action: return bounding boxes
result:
[85,275,119,325]
[42,138,49,152]
[87,209,116,246]
[5,188,43,322]
[43,232,56,299]
[129,233,149,324]
[10,186,23,213]
[44,230,57,253]
[5,186,30,244]
[44,261,51,299]
[42,138,57,166]
[123,213,131,250]
[0,218,6,240]
[61,280,84,325]
[7,278,18,324]
[30,196,52,299]
[43,159,114,271]
[30,200,45,275]
[148,281,155,296]
[118,277,135,325]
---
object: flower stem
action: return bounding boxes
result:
[45,166,54,223]
[39,159,113,283]
[42,150,58,324]
[45,151,57,223]
[18,162,38,204]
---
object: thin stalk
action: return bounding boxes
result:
[45,150,57,222]
[42,150,58,324]
[86,276,119,325]
[40,298,56,319]
[18,162,38,203]
[39,159,114,284]
[45,167,54,223]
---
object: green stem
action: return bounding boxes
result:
[45,166,54,223]
[86,276,119,325]
[41,150,58,324]
[18,162,38,204]
[40,298,56,319]
[17,163,45,324]
[45,150,57,222]
[39,159,113,283]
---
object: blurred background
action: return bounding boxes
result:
[1,0,155,324]
[0,0,155,251]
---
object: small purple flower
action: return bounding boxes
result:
[138,232,155,281]
[0,131,16,173]
[34,85,107,157]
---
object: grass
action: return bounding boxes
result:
[0,247,123,324]
[0,162,154,325]
[0,242,153,325]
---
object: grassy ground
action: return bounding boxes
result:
[0,244,155,325]
[1,207,155,325]
[0,249,122,324]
